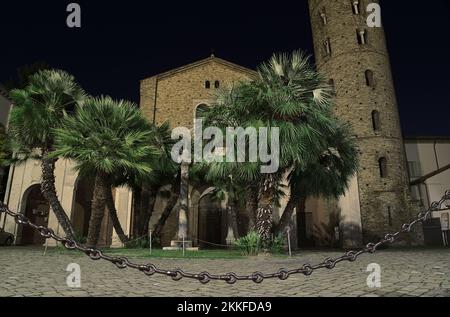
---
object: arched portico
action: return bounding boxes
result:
[71,175,113,246]
[189,186,227,248]
[18,184,49,246]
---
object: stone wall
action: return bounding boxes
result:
[140,57,255,247]
[140,57,255,129]
[308,0,417,243]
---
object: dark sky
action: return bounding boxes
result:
[1,0,449,137]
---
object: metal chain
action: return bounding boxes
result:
[1,190,448,284]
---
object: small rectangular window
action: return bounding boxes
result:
[324,38,331,56]
[352,1,360,15]
[328,79,336,95]
[379,157,388,178]
[365,70,374,87]
[357,29,367,45]
[319,8,327,25]
[387,207,393,227]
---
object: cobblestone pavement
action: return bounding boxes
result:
[0,247,449,297]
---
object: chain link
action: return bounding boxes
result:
[1,190,448,284]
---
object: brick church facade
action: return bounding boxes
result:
[2,0,420,248]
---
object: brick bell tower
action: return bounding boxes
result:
[308,0,417,246]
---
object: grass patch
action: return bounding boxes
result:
[47,246,246,259]
[105,248,245,259]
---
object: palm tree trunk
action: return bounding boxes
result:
[86,172,109,247]
[41,157,75,239]
[256,174,280,248]
[277,194,296,235]
[277,191,306,235]
[152,176,180,240]
[245,185,258,232]
[296,195,308,247]
[106,187,129,244]
[256,191,274,249]
[139,184,158,237]
[226,194,240,241]
[132,186,142,239]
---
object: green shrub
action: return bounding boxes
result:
[125,237,148,249]
[234,231,262,256]
[235,232,287,256]
[73,233,87,244]
[125,236,161,249]
[271,234,286,254]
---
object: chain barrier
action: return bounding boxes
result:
[194,237,237,248]
[111,232,149,246]
[1,190,449,284]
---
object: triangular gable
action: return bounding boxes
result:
[141,56,257,81]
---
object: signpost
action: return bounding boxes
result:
[440,213,449,247]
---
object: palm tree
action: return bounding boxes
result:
[151,172,180,241]
[4,61,51,91]
[202,166,242,243]
[0,126,11,169]
[245,184,258,231]
[0,127,12,201]
[52,96,159,247]
[134,123,178,238]
[8,69,86,239]
[202,51,337,247]
[112,121,179,240]
[276,123,359,242]
[198,92,262,235]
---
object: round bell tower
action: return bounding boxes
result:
[308,0,415,246]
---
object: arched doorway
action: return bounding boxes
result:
[197,193,224,249]
[71,177,94,240]
[71,176,113,246]
[21,184,49,245]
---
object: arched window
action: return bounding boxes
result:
[328,79,335,94]
[387,206,393,227]
[195,103,209,119]
[371,110,381,131]
[379,157,388,178]
[357,29,367,45]
[319,8,327,25]
[214,80,220,89]
[324,38,331,56]
[205,81,211,89]
[365,70,374,87]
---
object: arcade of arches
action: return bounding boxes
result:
[16,176,113,246]
[20,184,49,246]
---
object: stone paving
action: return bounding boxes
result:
[0,247,449,297]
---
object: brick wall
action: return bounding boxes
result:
[308,0,416,242]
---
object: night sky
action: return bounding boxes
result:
[1,0,449,137]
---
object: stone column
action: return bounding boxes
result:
[339,175,363,248]
[166,162,193,249]
[177,162,189,241]
[224,193,237,246]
